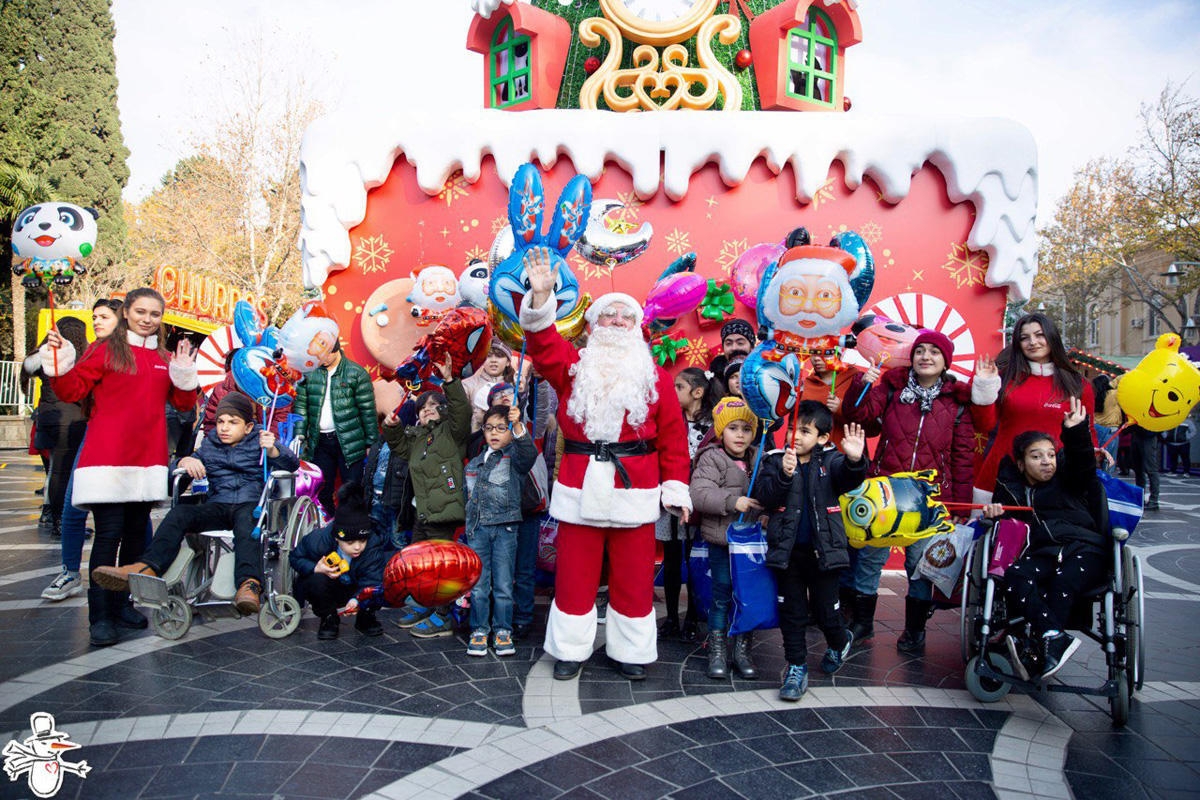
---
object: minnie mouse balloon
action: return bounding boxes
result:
[10,202,99,287]
[276,300,340,375]
[231,345,296,408]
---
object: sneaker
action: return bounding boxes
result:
[41,570,82,602]
[595,590,608,625]
[1040,632,1081,679]
[410,612,454,638]
[396,603,432,628]
[821,630,854,674]
[779,663,809,702]
[493,629,516,656]
[1005,634,1031,681]
[467,629,489,656]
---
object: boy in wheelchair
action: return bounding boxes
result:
[981,397,1108,681]
[92,393,299,614]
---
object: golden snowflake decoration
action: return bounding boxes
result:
[860,220,883,244]
[810,178,837,210]
[354,235,393,275]
[942,242,989,289]
[715,237,749,277]
[680,337,713,367]
[665,227,692,256]
[463,245,488,265]
[491,215,508,235]
[435,170,471,207]
[613,191,643,222]
[571,251,612,281]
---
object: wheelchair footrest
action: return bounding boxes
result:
[129,573,171,607]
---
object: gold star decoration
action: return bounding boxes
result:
[353,235,393,275]
[942,242,989,289]
[911,269,925,282]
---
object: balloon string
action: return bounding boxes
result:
[47,287,59,374]
[512,339,528,431]
[1100,420,1130,452]
[943,502,1033,512]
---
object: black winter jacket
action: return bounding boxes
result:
[289,524,393,607]
[752,447,867,571]
[193,430,300,505]
[361,440,414,530]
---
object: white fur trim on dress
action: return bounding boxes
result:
[660,479,692,513]
[605,604,657,664]
[544,599,598,662]
[970,372,1001,406]
[519,293,557,333]
[39,339,76,377]
[550,481,661,528]
[72,464,170,507]
[584,292,644,326]
[169,359,200,391]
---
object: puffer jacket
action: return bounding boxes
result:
[991,421,1106,551]
[844,367,975,504]
[192,429,300,505]
[295,355,378,464]
[465,430,536,528]
[753,446,867,571]
[288,523,393,608]
[689,442,751,546]
[382,377,471,525]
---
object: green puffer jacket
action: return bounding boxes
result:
[295,355,378,464]
[382,377,471,525]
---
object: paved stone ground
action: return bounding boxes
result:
[0,452,1196,800]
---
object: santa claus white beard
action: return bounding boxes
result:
[567,326,659,442]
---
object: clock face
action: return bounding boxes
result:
[617,0,706,23]
[600,0,719,45]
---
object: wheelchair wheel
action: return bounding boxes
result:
[1123,549,1146,692]
[960,542,980,664]
[151,595,193,640]
[279,496,321,596]
[259,594,302,639]
[965,651,1013,703]
[1110,666,1131,727]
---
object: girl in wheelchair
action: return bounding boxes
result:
[981,396,1108,681]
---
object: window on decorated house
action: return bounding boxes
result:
[786,8,837,106]
[490,17,531,108]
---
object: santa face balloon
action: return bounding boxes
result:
[11,202,99,287]
[277,300,340,375]
[407,265,460,320]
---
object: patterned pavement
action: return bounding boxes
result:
[0,452,1197,800]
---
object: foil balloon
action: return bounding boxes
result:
[1116,332,1200,432]
[740,348,803,422]
[231,345,297,408]
[295,460,324,505]
[395,307,493,389]
[840,470,955,549]
[383,540,483,608]
[646,252,697,336]
[643,272,708,327]
[851,313,920,370]
[232,300,279,350]
[487,225,515,272]
[729,240,784,310]
[276,300,340,375]
[406,264,461,323]
[10,202,99,287]
[575,198,653,266]
[488,163,591,347]
[458,260,490,310]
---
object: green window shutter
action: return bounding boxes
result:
[785,8,837,107]
[490,17,532,109]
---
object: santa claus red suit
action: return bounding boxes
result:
[520,291,692,669]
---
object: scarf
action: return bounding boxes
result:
[899,370,943,412]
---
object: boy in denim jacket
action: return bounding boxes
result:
[464,404,536,656]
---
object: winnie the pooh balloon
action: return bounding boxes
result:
[1116,333,1200,432]
[11,202,99,287]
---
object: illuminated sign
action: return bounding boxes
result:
[154,265,269,324]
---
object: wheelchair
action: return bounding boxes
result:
[128,448,322,641]
[959,481,1146,726]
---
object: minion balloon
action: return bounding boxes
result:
[840,470,956,549]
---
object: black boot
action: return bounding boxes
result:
[37,505,54,536]
[848,592,877,642]
[838,585,856,624]
[730,632,758,679]
[49,509,62,539]
[88,587,118,647]
[109,591,148,630]
[896,597,933,655]
[706,632,729,679]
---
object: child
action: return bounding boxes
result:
[91,393,299,615]
[982,397,1107,680]
[463,404,536,656]
[381,353,470,637]
[290,485,391,639]
[752,401,867,701]
[690,397,763,679]
[362,417,413,549]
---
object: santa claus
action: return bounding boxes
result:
[519,247,692,681]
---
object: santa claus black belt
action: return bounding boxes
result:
[563,439,656,489]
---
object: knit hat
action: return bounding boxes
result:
[720,318,755,345]
[712,396,758,438]
[215,392,255,423]
[910,329,954,364]
[487,381,516,406]
[488,341,513,359]
[585,292,644,327]
[724,355,747,381]
[333,490,373,542]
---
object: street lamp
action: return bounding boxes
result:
[1161,261,1200,287]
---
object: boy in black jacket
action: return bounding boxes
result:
[752,401,867,701]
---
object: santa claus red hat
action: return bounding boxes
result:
[585,292,644,327]
[777,245,856,275]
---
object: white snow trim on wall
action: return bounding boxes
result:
[299,108,1037,300]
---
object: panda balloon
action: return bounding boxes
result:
[11,202,100,288]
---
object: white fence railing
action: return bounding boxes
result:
[0,361,30,414]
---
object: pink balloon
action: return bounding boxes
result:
[731,241,785,309]
[295,460,324,505]
[643,273,708,324]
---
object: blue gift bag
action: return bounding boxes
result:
[728,520,778,636]
[688,541,713,620]
[1096,469,1143,535]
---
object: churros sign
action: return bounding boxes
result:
[154,265,269,324]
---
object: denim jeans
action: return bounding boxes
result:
[513,514,539,627]
[59,447,87,573]
[707,542,732,634]
[371,502,400,547]
[467,522,518,633]
[849,539,933,601]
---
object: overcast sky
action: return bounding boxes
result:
[110,0,1200,225]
